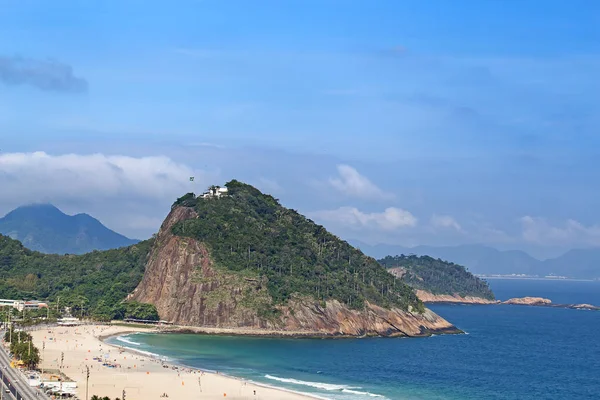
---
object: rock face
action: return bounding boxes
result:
[415,290,499,305]
[502,297,552,305]
[388,267,407,279]
[416,292,599,312]
[277,298,459,337]
[131,206,461,337]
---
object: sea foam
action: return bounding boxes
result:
[265,374,357,391]
[116,335,141,346]
[341,388,386,398]
[264,375,387,398]
[111,335,171,361]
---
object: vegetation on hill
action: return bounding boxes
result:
[0,234,156,320]
[379,255,495,300]
[171,180,424,312]
[0,204,138,255]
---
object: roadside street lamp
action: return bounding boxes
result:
[41,342,45,382]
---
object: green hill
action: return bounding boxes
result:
[379,254,495,300]
[0,180,425,319]
[0,234,154,319]
[171,180,424,313]
[0,204,139,255]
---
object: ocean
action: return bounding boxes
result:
[106,279,600,400]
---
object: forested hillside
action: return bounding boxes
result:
[0,234,155,320]
[379,254,495,300]
[171,180,424,312]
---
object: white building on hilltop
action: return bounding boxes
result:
[201,185,228,198]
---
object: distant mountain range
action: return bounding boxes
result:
[0,204,138,254]
[352,242,600,280]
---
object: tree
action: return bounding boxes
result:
[0,235,154,321]
[113,302,159,321]
[5,328,41,368]
[378,255,495,300]
[170,180,424,312]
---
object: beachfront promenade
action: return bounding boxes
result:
[0,331,49,400]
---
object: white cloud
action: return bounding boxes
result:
[430,214,463,232]
[310,206,417,231]
[520,216,600,246]
[328,164,393,200]
[0,151,218,238]
[0,151,212,201]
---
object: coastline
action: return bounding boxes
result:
[102,332,332,400]
[415,290,498,305]
[477,276,597,282]
[30,324,319,400]
[104,320,461,339]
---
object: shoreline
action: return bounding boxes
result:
[106,321,461,339]
[477,276,597,282]
[102,333,332,400]
[30,324,320,400]
[426,299,600,311]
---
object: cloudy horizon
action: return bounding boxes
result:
[2,1,600,259]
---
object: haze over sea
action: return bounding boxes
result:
[108,280,600,400]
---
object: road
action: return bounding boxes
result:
[0,333,49,400]
[0,367,18,400]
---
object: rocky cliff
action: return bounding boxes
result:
[131,205,460,337]
[416,292,600,312]
[415,290,499,304]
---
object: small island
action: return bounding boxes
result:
[378,255,599,311]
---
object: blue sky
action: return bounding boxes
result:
[1,0,600,258]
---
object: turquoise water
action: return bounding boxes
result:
[106,280,600,400]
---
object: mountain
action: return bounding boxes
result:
[0,204,139,254]
[0,234,154,319]
[378,255,495,301]
[353,242,541,276]
[354,242,600,279]
[131,181,460,337]
[543,249,600,279]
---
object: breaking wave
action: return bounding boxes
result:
[342,388,386,397]
[116,335,141,346]
[265,375,387,398]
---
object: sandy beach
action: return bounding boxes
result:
[30,325,314,400]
